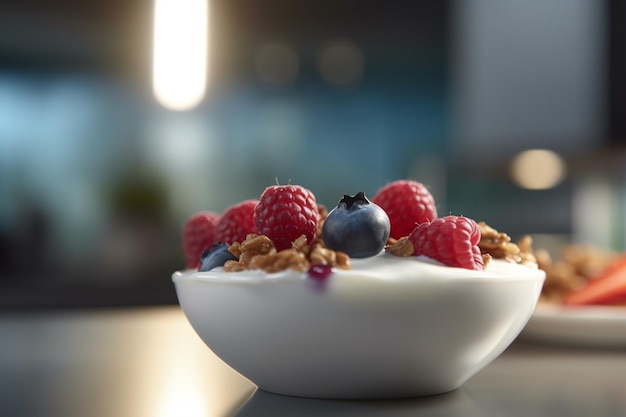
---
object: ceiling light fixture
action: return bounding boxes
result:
[152,0,208,111]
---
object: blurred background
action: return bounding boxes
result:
[1,0,625,308]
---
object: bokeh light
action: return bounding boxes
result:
[510,149,567,190]
[317,39,364,86]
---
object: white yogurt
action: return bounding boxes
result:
[173,251,543,286]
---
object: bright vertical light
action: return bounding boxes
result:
[153,0,208,111]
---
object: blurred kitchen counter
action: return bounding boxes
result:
[0,280,177,310]
[1,306,625,417]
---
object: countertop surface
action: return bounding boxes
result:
[1,306,625,417]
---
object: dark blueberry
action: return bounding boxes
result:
[322,192,390,258]
[198,242,238,272]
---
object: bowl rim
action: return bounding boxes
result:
[172,259,546,286]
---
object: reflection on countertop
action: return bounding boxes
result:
[1,306,626,417]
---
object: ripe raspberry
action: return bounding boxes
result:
[408,215,484,270]
[182,211,220,269]
[254,184,318,251]
[372,180,437,239]
[214,200,259,245]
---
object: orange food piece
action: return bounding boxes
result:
[563,255,626,306]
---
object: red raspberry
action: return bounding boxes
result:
[182,211,220,269]
[214,200,259,245]
[408,215,484,270]
[372,180,437,239]
[254,184,318,251]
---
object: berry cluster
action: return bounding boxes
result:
[373,180,483,270]
[182,179,485,272]
[182,184,318,270]
[182,200,260,269]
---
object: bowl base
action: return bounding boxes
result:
[255,383,463,400]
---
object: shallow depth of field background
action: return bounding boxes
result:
[1,0,625,308]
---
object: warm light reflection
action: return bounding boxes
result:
[145,312,256,417]
[157,381,208,417]
[510,149,566,190]
[153,0,208,111]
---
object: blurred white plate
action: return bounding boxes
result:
[521,303,626,348]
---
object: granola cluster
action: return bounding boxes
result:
[536,244,620,303]
[222,206,351,273]
[385,237,414,257]
[477,222,537,267]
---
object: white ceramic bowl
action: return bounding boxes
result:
[173,255,544,399]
